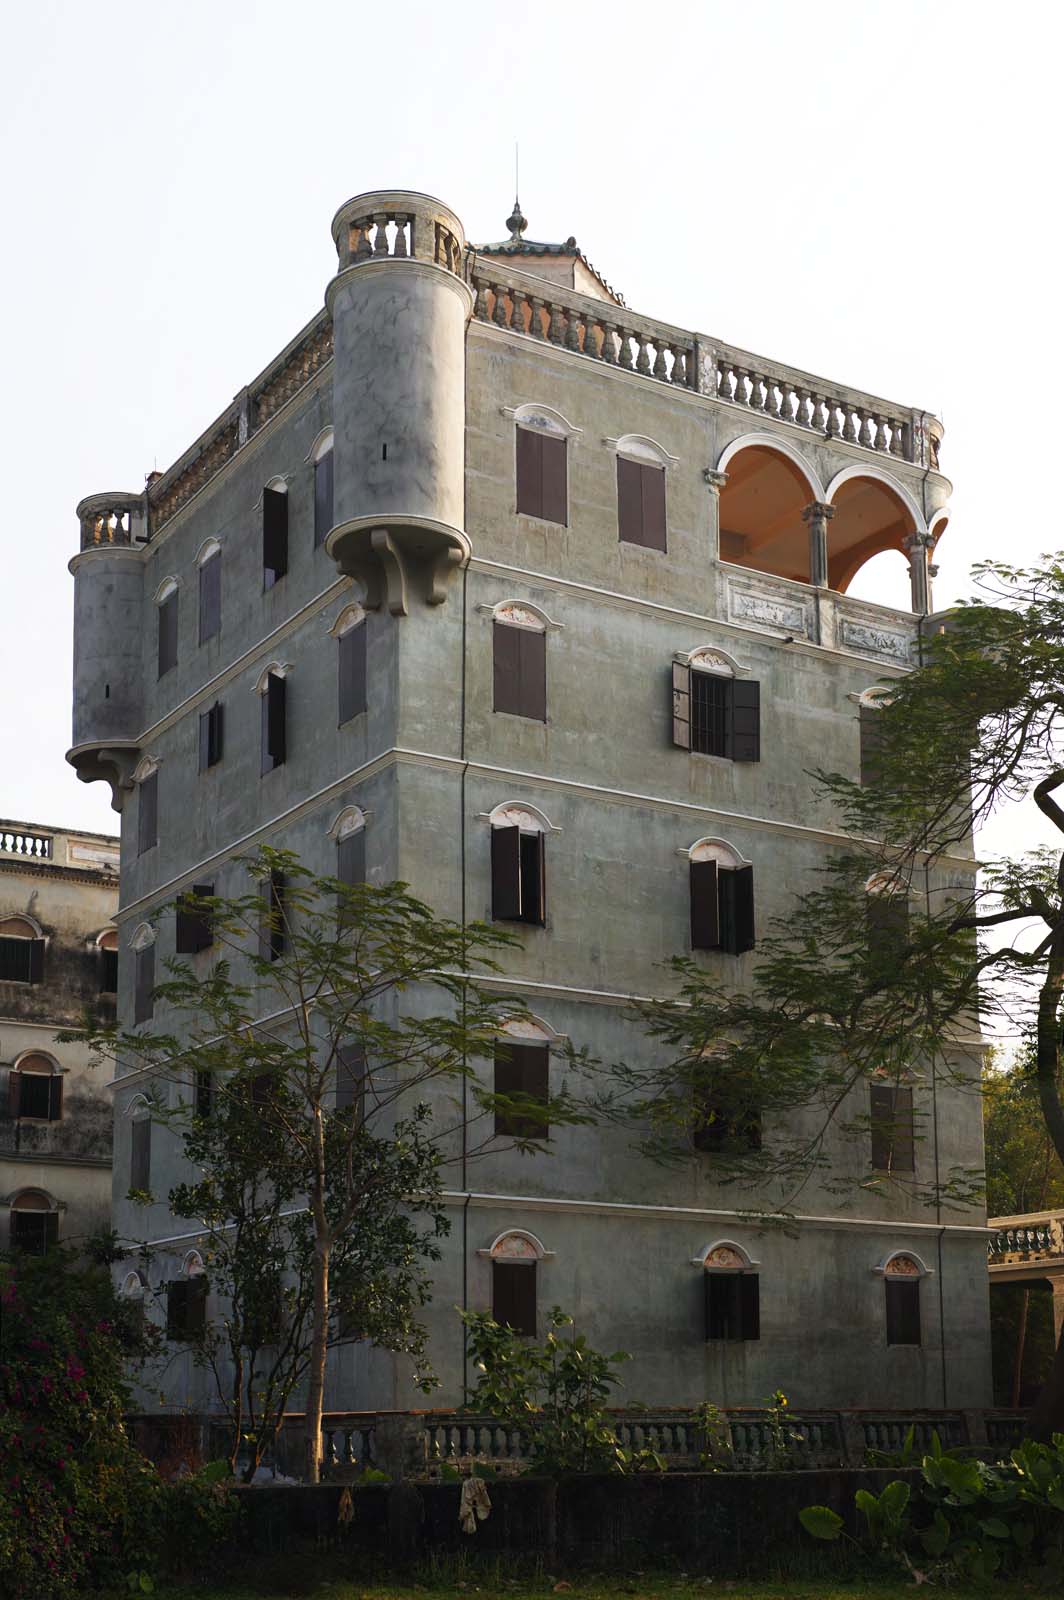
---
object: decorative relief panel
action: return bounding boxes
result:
[838,619,913,664]
[727,580,813,640]
[884,1253,920,1277]
[704,1245,746,1270]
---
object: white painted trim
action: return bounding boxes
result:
[327,805,367,841]
[604,432,679,469]
[125,1092,150,1119]
[824,464,927,533]
[11,1048,60,1074]
[120,1269,147,1297]
[928,507,950,537]
[0,913,44,939]
[674,645,749,678]
[253,660,294,695]
[133,755,160,784]
[682,837,750,867]
[95,926,119,949]
[716,433,826,501]
[195,536,222,567]
[307,426,334,464]
[130,922,156,952]
[502,403,582,441]
[483,801,558,835]
[692,1238,761,1271]
[183,1248,206,1277]
[477,1228,555,1262]
[8,1186,60,1212]
[265,474,289,494]
[500,1012,567,1046]
[480,598,562,632]
[865,870,909,897]
[328,602,366,638]
[153,576,181,605]
[874,1249,935,1278]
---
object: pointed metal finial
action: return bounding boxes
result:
[506,193,527,240]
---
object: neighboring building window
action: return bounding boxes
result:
[313,432,335,547]
[493,606,547,722]
[167,1274,207,1341]
[883,1255,923,1347]
[132,928,156,1023]
[157,583,179,678]
[336,1044,366,1120]
[98,929,119,994]
[130,1107,151,1191]
[617,455,666,550]
[672,655,760,761]
[198,700,224,771]
[259,870,286,962]
[702,1245,760,1342]
[175,883,214,955]
[198,545,222,644]
[0,916,45,985]
[870,1084,915,1174]
[259,669,288,775]
[494,1038,549,1139]
[490,808,547,926]
[516,427,567,524]
[137,769,158,855]
[688,844,755,955]
[335,608,367,725]
[8,1055,62,1121]
[9,1191,58,1255]
[194,1069,213,1118]
[262,481,289,589]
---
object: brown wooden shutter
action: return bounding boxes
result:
[672,662,691,748]
[540,434,567,525]
[859,705,884,786]
[493,1261,537,1336]
[640,464,667,551]
[886,1278,921,1345]
[520,832,546,925]
[48,1074,63,1121]
[262,487,289,587]
[208,702,224,766]
[730,681,760,762]
[176,883,213,955]
[491,826,522,920]
[337,829,365,888]
[314,450,334,546]
[338,622,367,724]
[493,622,522,715]
[260,871,286,961]
[705,1273,744,1341]
[870,1084,892,1170]
[157,592,178,677]
[138,773,158,855]
[515,428,543,517]
[617,455,643,545]
[519,628,547,721]
[130,1115,151,1190]
[199,554,221,642]
[166,1279,187,1339]
[689,859,720,950]
[134,945,155,1023]
[739,1274,760,1340]
[28,939,45,985]
[262,674,287,773]
[494,1042,549,1138]
[7,1069,19,1118]
[719,866,755,955]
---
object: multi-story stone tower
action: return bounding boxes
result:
[68,190,989,1415]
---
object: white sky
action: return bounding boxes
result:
[1,1,1059,870]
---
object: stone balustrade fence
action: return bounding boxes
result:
[0,827,52,858]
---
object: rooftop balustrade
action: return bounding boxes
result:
[76,492,146,551]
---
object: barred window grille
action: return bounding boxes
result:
[691,673,730,757]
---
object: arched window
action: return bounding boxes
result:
[490,602,556,722]
[155,577,180,679]
[486,804,555,926]
[672,647,760,762]
[0,915,45,985]
[480,1229,553,1337]
[328,805,368,888]
[196,538,222,644]
[262,476,289,589]
[126,1093,152,1192]
[310,428,334,547]
[695,1240,760,1343]
[606,433,677,552]
[685,839,755,955]
[254,661,292,775]
[330,604,367,725]
[505,404,579,527]
[865,871,910,963]
[876,1251,931,1347]
[97,927,119,994]
[131,924,156,1024]
[854,686,893,786]
[869,1072,916,1177]
[8,1052,62,1121]
[493,1017,558,1140]
[134,756,159,857]
[9,1189,58,1255]
[167,1250,208,1341]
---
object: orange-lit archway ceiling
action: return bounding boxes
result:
[828,478,915,593]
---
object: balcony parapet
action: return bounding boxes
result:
[715,562,919,666]
[76,492,146,551]
[988,1212,1064,1266]
[331,190,466,277]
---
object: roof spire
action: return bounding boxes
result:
[506,193,527,241]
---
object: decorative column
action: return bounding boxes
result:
[904,531,936,615]
[703,469,728,560]
[802,501,834,588]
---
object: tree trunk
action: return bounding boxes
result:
[303,1238,330,1483]
[1011,1286,1030,1408]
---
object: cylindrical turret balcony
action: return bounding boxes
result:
[76,491,147,551]
[324,192,472,613]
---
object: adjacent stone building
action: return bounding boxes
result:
[1,819,118,1254]
[67,190,990,1416]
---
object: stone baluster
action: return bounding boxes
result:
[889,418,906,457]
[803,502,835,589]
[842,408,859,444]
[601,324,618,364]
[354,222,373,260]
[775,382,791,421]
[492,283,508,327]
[547,302,566,344]
[809,395,825,431]
[564,309,582,351]
[584,316,600,359]
[373,214,390,256]
[649,340,666,379]
[860,412,876,449]
[393,215,409,257]
[509,290,525,333]
[528,296,546,338]
[825,399,842,438]
[473,278,490,321]
[618,329,634,369]
[671,344,687,385]
[749,371,765,410]
[636,337,652,375]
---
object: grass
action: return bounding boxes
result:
[129,1578,1053,1599]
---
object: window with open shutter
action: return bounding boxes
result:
[493,622,546,721]
[134,944,155,1023]
[704,1272,759,1341]
[176,883,214,955]
[672,662,691,748]
[885,1278,921,1346]
[719,865,755,955]
[100,946,118,993]
[617,457,667,551]
[314,449,334,546]
[199,701,224,771]
[259,870,286,961]
[494,1042,550,1138]
[138,772,158,855]
[690,673,731,757]
[199,552,221,643]
[493,1261,537,1336]
[130,1115,151,1190]
[860,704,885,786]
[263,487,289,588]
[689,859,720,950]
[337,829,365,889]
[11,1204,58,1255]
[157,591,178,678]
[338,621,367,724]
[0,937,31,983]
[516,429,567,525]
[675,666,760,761]
[491,826,522,921]
[13,1065,61,1121]
[870,1084,915,1173]
[730,680,761,762]
[261,673,287,774]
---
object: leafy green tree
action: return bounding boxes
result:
[71,851,598,1482]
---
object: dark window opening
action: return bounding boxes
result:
[166,1276,207,1341]
[516,428,567,525]
[199,701,224,772]
[259,871,286,962]
[134,944,155,1024]
[263,486,289,589]
[250,1073,275,1110]
[198,552,221,644]
[100,945,118,993]
[0,936,44,984]
[11,1208,58,1255]
[690,859,755,955]
[692,1086,761,1154]
[12,1070,62,1121]
[261,672,287,774]
[494,1041,549,1139]
[491,825,545,925]
[130,1115,151,1190]
[195,1069,213,1119]
[867,892,910,967]
[314,449,334,547]
[176,883,214,955]
[859,703,885,786]
[492,1260,537,1336]
[137,772,158,855]
[493,621,546,721]
[870,1084,915,1174]
[617,455,667,551]
[885,1277,921,1346]
[337,829,365,889]
[673,666,760,762]
[704,1271,760,1341]
[336,1045,366,1121]
[157,590,178,678]
[338,621,367,724]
